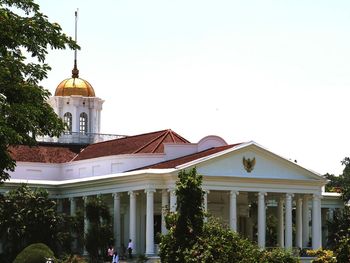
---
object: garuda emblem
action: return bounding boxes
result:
[243,157,256,173]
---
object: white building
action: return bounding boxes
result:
[4,63,343,256]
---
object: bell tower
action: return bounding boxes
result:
[48,10,104,144]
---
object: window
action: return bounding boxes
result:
[79,112,88,134]
[63,112,72,134]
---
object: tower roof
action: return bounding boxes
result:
[55,77,95,97]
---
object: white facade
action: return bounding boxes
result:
[5,138,344,255]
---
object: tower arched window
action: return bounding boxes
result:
[79,112,88,134]
[63,112,72,134]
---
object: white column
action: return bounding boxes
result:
[302,195,310,248]
[128,191,137,252]
[203,190,209,222]
[285,193,293,249]
[312,194,322,249]
[70,197,76,216]
[169,189,177,212]
[82,196,88,255]
[161,189,169,234]
[258,192,266,248]
[296,196,303,248]
[277,197,284,248]
[230,190,239,231]
[70,197,77,251]
[145,189,156,255]
[113,193,121,249]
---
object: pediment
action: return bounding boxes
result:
[188,143,324,182]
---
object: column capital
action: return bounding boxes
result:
[145,188,156,194]
[167,188,176,194]
[258,192,267,197]
[203,189,210,195]
[113,192,121,199]
[82,196,88,202]
[230,190,239,196]
[128,191,138,197]
[313,193,322,200]
[285,193,294,199]
[69,197,75,202]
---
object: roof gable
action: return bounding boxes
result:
[74,129,190,161]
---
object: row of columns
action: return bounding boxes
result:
[66,189,322,255]
[256,192,322,249]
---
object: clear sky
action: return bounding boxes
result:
[36,0,350,176]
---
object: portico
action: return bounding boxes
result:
[54,177,325,256]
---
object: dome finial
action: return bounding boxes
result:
[71,9,79,78]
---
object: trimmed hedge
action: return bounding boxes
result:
[13,243,55,263]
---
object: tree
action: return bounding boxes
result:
[85,196,114,263]
[0,185,70,263]
[0,0,78,183]
[159,168,205,262]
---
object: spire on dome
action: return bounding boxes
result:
[71,9,79,78]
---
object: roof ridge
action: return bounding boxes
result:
[133,130,170,154]
[150,130,171,153]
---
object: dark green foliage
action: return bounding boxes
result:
[160,168,204,262]
[338,157,350,203]
[60,254,88,263]
[85,196,114,263]
[324,173,341,193]
[266,214,278,247]
[0,185,72,262]
[336,236,350,263]
[13,243,55,263]
[327,206,350,249]
[174,168,204,248]
[325,157,350,202]
[0,0,78,183]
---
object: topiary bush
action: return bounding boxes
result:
[13,243,55,263]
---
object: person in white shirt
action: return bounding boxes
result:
[127,239,133,259]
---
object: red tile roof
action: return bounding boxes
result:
[9,143,84,163]
[74,129,190,161]
[131,143,242,170]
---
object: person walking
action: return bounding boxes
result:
[127,239,133,259]
[112,251,119,263]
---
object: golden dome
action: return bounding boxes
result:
[55,77,95,97]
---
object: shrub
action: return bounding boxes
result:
[13,243,55,263]
[60,254,88,263]
[261,248,299,263]
[307,249,336,263]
